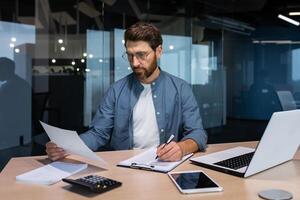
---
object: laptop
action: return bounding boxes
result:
[190,110,300,178]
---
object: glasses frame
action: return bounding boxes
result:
[122,50,153,63]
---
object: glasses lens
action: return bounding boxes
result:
[135,52,147,60]
[122,51,151,62]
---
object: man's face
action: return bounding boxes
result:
[125,41,162,82]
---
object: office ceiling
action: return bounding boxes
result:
[1,0,300,33]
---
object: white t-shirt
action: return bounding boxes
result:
[133,83,160,149]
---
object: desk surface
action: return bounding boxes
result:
[1,141,299,200]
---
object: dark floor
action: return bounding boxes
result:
[0,118,268,172]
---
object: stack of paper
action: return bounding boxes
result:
[16,161,87,185]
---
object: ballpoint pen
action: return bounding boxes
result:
[155,134,175,159]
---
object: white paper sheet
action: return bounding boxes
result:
[118,147,193,172]
[16,161,87,185]
[40,121,108,169]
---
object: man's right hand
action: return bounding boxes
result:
[45,142,68,161]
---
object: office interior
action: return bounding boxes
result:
[0,0,300,171]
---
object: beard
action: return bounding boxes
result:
[132,55,157,81]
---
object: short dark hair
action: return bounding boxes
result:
[124,21,163,50]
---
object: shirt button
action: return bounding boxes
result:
[152,82,156,85]
[156,112,160,115]
[160,129,164,132]
[153,95,157,98]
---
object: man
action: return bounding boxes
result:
[46,22,207,162]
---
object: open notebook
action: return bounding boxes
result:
[117,147,193,173]
[16,161,87,185]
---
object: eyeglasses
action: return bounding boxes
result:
[122,51,153,62]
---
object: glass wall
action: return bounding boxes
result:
[85,30,110,125]
[1,0,300,170]
[0,21,35,150]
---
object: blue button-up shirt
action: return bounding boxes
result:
[80,70,207,151]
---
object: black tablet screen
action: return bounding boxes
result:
[170,172,218,189]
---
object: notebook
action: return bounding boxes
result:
[16,161,88,185]
[117,147,193,173]
[190,110,300,178]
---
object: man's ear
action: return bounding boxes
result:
[155,45,163,59]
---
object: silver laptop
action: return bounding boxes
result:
[190,110,300,177]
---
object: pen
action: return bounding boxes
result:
[155,134,175,159]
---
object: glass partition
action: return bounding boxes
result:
[0,21,35,150]
[84,30,110,125]
[1,0,300,171]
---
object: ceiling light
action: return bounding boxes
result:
[51,59,56,63]
[206,15,255,31]
[169,45,174,50]
[58,39,63,44]
[9,43,15,48]
[88,54,93,58]
[71,61,75,65]
[11,37,16,42]
[278,14,300,26]
[251,40,300,44]
[85,68,90,72]
[99,59,103,63]
[81,59,85,63]
[83,52,87,57]
[76,68,80,71]
[14,48,20,53]
[60,46,66,51]
[289,12,300,16]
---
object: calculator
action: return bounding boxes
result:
[62,175,122,193]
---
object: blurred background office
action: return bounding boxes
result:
[1,0,300,171]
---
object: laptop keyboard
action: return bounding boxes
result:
[213,152,254,170]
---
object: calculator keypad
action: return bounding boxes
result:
[63,175,122,193]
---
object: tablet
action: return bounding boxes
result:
[168,170,223,194]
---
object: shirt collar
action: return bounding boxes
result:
[151,67,164,88]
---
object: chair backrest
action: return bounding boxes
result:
[276,90,297,111]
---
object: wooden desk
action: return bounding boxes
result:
[0,141,299,200]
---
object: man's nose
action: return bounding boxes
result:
[131,55,140,66]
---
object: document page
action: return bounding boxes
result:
[16,161,87,185]
[118,147,193,172]
[40,121,108,169]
